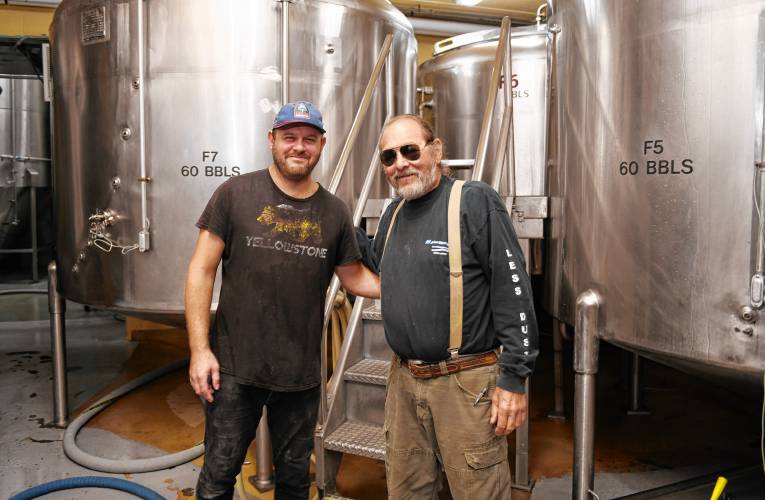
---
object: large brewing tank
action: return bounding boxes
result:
[546,0,765,383]
[52,0,417,322]
[417,24,550,197]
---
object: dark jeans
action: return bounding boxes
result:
[196,373,320,500]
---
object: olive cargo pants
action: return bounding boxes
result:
[384,359,513,500]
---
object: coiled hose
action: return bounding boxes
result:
[9,476,164,500]
[63,359,204,473]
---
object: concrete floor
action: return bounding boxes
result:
[1,280,763,499]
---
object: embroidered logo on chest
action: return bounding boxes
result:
[425,239,448,256]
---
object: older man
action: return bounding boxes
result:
[372,114,538,499]
[185,101,379,500]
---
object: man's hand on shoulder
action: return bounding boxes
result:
[189,348,220,403]
[490,386,527,436]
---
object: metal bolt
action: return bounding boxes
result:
[111,176,121,189]
[325,43,335,54]
[739,305,757,323]
[120,127,132,140]
[132,78,140,90]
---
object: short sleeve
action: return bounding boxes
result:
[196,180,231,243]
[335,203,362,266]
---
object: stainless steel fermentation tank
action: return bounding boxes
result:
[417,24,550,198]
[0,73,51,280]
[547,0,765,383]
[52,0,416,322]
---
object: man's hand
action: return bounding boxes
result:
[490,387,527,436]
[189,348,220,403]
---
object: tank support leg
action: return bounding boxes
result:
[548,318,566,420]
[47,260,68,428]
[252,409,275,491]
[627,352,650,415]
[31,187,39,282]
[573,290,601,500]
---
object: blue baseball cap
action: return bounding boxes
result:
[272,101,326,134]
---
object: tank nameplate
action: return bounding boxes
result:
[618,139,695,177]
[81,6,110,46]
[180,151,241,178]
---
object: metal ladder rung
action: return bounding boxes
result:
[344,359,389,386]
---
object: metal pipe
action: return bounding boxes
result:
[48,261,68,428]
[253,410,274,491]
[627,352,650,415]
[491,24,515,195]
[548,318,565,420]
[573,290,602,500]
[512,238,532,489]
[751,75,765,307]
[0,155,51,162]
[385,49,395,121]
[327,33,393,195]
[408,17,499,38]
[472,17,511,183]
[280,0,290,104]
[137,0,150,252]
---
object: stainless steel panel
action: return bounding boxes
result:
[417,25,550,197]
[52,0,417,319]
[546,0,765,382]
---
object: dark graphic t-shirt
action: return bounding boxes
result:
[196,169,361,391]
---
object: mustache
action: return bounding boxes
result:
[394,169,421,180]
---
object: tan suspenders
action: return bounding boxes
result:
[381,180,466,355]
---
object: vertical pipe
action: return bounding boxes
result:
[385,47,396,198]
[491,22,516,196]
[513,238,532,489]
[627,352,649,415]
[137,0,149,251]
[48,261,68,428]
[281,0,290,104]
[31,187,38,282]
[253,409,274,491]
[548,318,565,420]
[573,290,601,500]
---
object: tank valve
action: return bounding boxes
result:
[739,305,758,323]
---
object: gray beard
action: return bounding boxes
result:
[392,160,440,201]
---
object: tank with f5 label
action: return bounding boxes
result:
[180,151,241,178]
[618,139,694,176]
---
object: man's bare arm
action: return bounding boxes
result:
[335,260,381,299]
[184,229,225,402]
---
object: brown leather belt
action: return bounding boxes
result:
[402,350,498,379]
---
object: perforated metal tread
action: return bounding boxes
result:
[325,420,385,460]
[362,305,382,321]
[344,359,389,385]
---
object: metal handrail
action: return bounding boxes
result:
[318,34,394,432]
[472,16,512,183]
[327,34,393,194]
[490,24,515,194]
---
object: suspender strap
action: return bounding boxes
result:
[381,199,406,259]
[448,180,465,353]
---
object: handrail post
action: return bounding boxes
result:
[472,16,511,182]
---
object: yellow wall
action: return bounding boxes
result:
[0,6,55,37]
[417,34,446,66]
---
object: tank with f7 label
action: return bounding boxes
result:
[618,139,694,176]
[180,151,241,178]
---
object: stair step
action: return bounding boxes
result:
[325,420,385,461]
[345,359,390,386]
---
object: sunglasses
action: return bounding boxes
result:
[379,142,431,167]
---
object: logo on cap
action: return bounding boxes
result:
[294,103,310,119]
